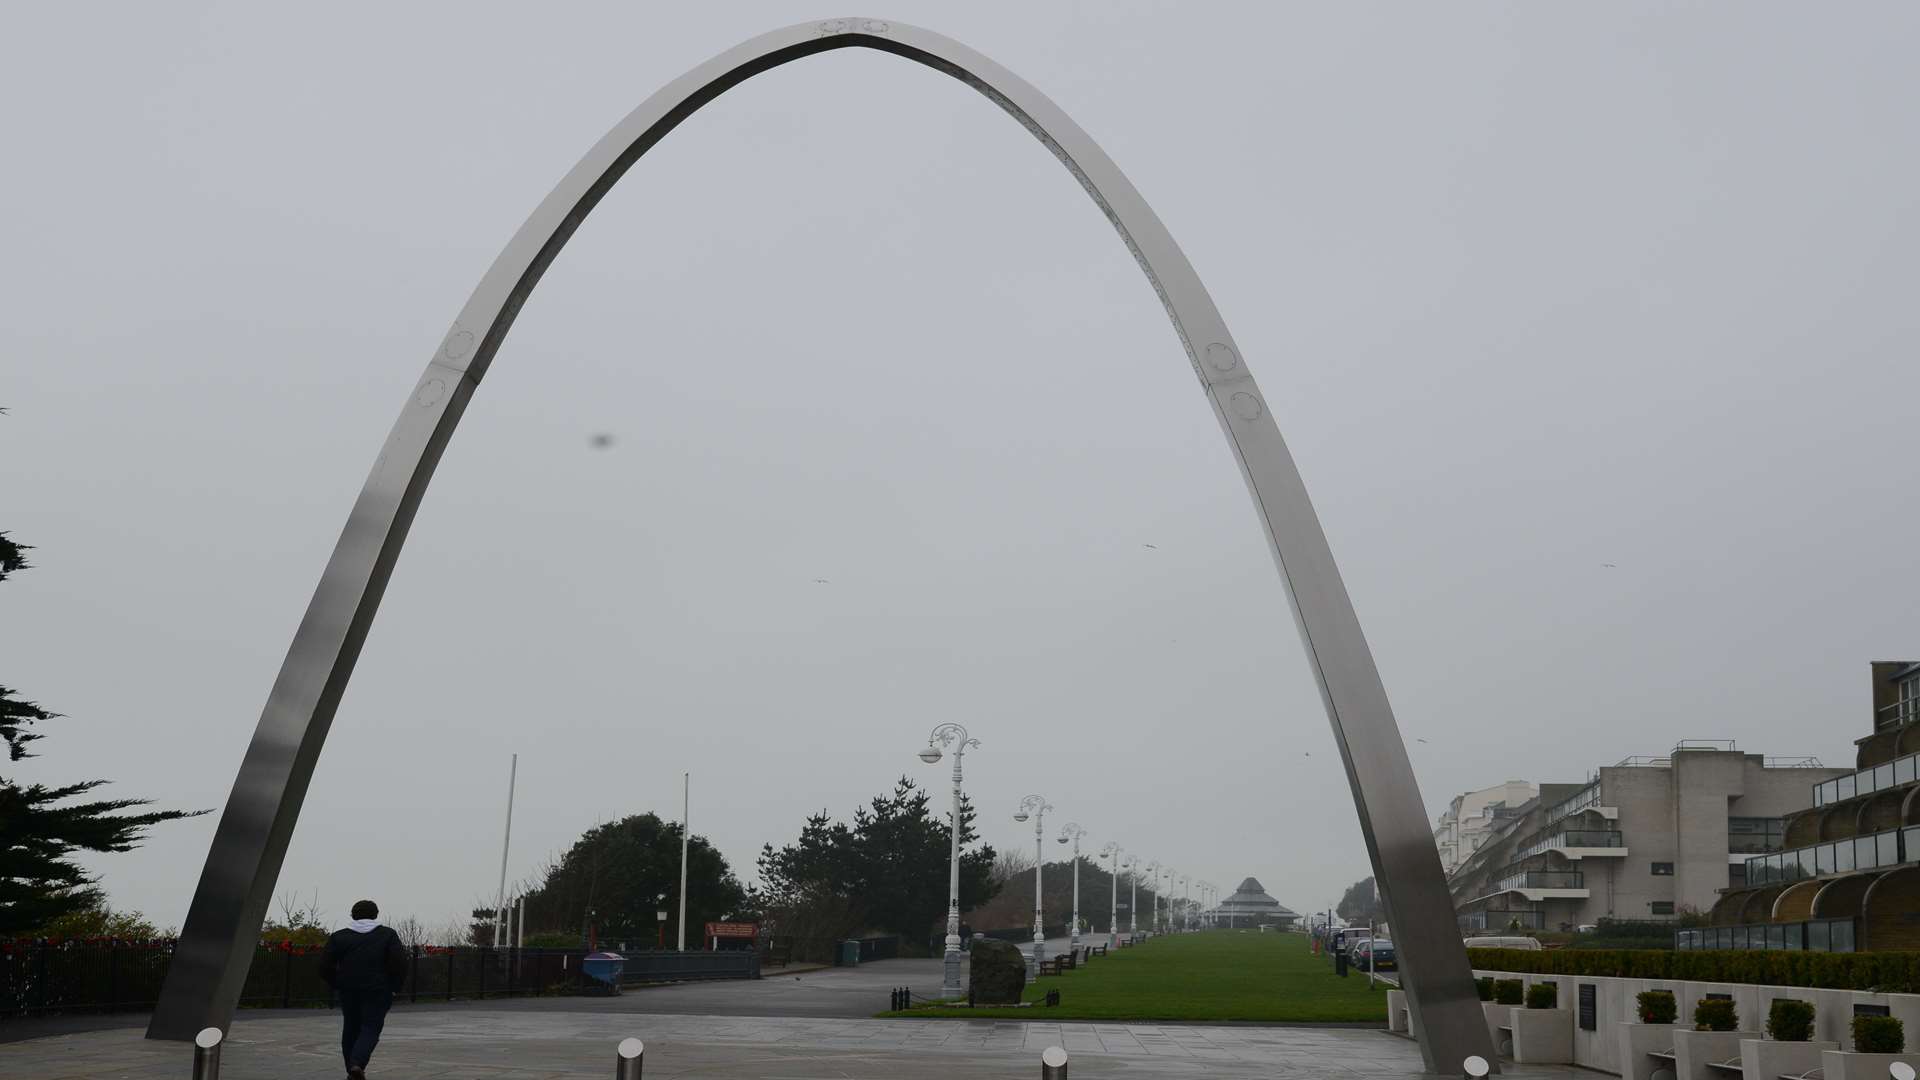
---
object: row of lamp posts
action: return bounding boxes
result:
[918,724,1208,997]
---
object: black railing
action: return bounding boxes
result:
[0,941,764,1018]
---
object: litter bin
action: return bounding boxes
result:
[838,940,861,967]
[582,951,626,994]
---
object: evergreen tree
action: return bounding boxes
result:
[0,533,206,934]
[756,777,999,946]
[516,812,747,946]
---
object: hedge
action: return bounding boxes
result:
[1467,948,1920,994]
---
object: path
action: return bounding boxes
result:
[2,1009,1583,1079]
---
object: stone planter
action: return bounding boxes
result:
[1672,1029,1757,1080]
[1737,1037,1837,1080]
[1617,1021,1680,1080]
[1385,989,1413,1036]
[1820,1049,1920,1080]
[1485,1001,1518,1056]
[1510,1006,1573,1064]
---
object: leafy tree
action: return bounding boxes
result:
[32,897,161,941]
[757,777,999,947]
[0,533,206,935]
[1336,875,1386,924]
[517,813,746,948]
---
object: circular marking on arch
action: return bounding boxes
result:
[416,378,447,407]
[818,18,849,34]
[1230,391,1263,420]
[443,328,475,360]
[862,19,891,33]
[1205,342,1240,373]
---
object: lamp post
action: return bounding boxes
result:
[919,723,980,999]
[1098,842,1121,949]
[1013,795,1053,976]
[1180,875,1191,932]
[1144,860,1161,936]
[1123,856,1140,939]
[1056,823,1087,951]
[1159,866,1176,933]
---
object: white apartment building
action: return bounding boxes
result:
[1434,780,1538,875]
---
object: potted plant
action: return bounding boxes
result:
[1619,989,1679,1079]
[1673,998,1755,1079]
[1510,980,1572,1064]
[1483,978,1524,1053]
[1476,977,1494,1002]
[1742,999,1836,1080]
[1820,1016,1920,1079]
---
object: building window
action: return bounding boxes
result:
[1650,901,1675,915]
[1651,862,1675,876]
[1728,817,1785,854]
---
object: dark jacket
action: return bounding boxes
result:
[320,924,408,993]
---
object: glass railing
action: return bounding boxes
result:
[1515,830,1625,860]
[1744,827,1912,886]
[1674,918,1855,953]
[1812,751,1920,807]
[1543,782,1601,826]
[1496,870,1585,892]
[1460,910,1545,931]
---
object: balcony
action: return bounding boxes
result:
[1811,751,1920,807]
[1744,826,1917,887]
[1676,918,1856,953]
[1542,782,1600,826]
[1496,870,1585,892]
[1515,829,1626,861]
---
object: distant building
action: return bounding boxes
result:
[1434,781,1538,875]
[1449,743,1841,933]
[1691,662,1920,951]
[1207,877,1299,929]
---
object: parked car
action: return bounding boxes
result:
[1353,938,1396,971]
[1461,935,1542,951]
[1330,927,1371,956]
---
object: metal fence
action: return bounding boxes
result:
[0,941,761,1018]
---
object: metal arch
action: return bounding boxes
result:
[146,17,1493,1071]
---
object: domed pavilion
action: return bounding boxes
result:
[1209,877,1299,929]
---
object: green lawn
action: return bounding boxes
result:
[880,930,1389,1023]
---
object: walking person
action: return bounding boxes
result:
[320,899,408,1079]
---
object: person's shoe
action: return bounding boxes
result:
[347,1067,366,1079]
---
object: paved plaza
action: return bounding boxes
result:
[2,953,1582,1078]
[3,1008,1583,1079]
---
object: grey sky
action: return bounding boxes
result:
[4,1,1917,933]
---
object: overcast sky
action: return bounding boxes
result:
[4,1,1917,934]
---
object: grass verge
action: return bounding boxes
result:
[877,930,1389,1022]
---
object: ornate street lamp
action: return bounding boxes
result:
[1122,856,1141,939]
[1098,842,1121,949]
[919,723,979,999]
[1013,795,1053,975]
[1056,823,1088,951]
[1145,860,1162,936]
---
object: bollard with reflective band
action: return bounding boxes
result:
[192,1027,223,1080]
[1463,1053,1491,1078]
[1040,1045,1068,1078]
[615,1036,643,1079]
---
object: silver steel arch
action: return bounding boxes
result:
[148,18,1493,1071]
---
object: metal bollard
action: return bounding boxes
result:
[191,1027,223,1080]
[1462,1053,1490,1078]
[1040,1045,1068,1078]
[615,1036,643,1079]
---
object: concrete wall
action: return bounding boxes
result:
[1473,966,1920,1076]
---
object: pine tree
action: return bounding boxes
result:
[0,532,206,934]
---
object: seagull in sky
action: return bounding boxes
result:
[1142,543,1158,549]
[812,578,830,584]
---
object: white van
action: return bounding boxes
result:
[1462,935,1542,950]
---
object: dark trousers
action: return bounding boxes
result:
[337,986,393,1069]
